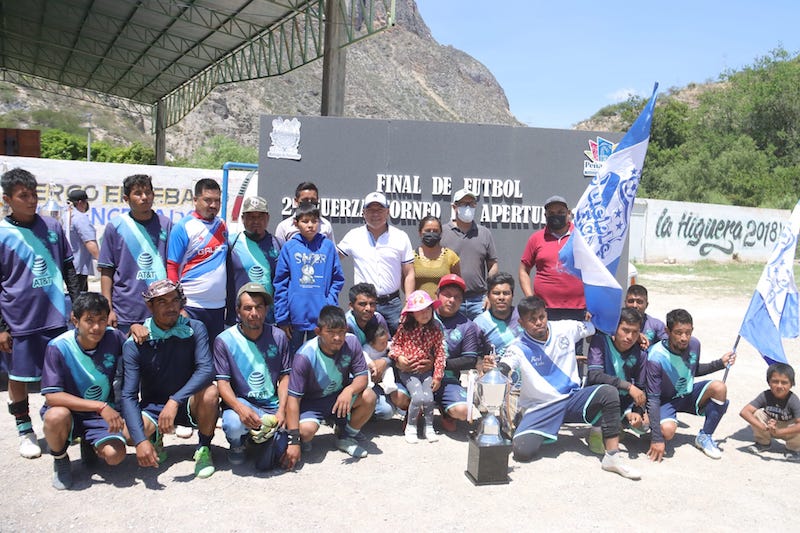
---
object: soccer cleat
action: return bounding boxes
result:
[785,450,800,462]
[601,452,641,480]
[336,436,368,458]
[227,445,246,465]
[695,431,722,459]
[175,425,193,439]
[746,442,770,455]
[153,433,167,464]
[19,433,42,459]
[52,456,73,490]
[193,446,215,478]
[249,414,279,444]
[588,426,605,455]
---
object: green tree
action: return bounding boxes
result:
[188,135,258,169]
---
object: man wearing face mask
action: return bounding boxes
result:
[518,195,586,324]
[440,188,498,320]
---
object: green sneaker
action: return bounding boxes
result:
[588,426,605,455]
[153,433,167,465]
[193,446,215,478]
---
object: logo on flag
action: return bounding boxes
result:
[583,136,618,177]
[559,84,659,334]
[739,199,800,364]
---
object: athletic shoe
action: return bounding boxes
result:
[746,442,770,455]
[588,426,605,455]
[301,441,313,453]
[423,425,438,442]
[336,436,368,458]
[52,456,73,490]
[440,412,457,433]
[227,445,246,465]
[193,446,215,478]
[404,424,419,444]
[601,452,641,480]
[19,433,42,459]
[694,431,722,459]
[175,425,193,439]
[80,438,98,467]
[153,433,167,464]
[785,450,800,462]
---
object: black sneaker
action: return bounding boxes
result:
[785,450,800,462]
[52,456,73,490]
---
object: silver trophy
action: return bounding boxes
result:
[465,358,513,485]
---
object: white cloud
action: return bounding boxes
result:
[607,88,639,102]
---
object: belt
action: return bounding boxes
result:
[376,290,400,304]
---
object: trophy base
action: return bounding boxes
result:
[464,437,512,485]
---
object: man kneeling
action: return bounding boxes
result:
[495,296,641,480]
[41,293,128,490]
[284,306,376,467]
[121,280,219,478]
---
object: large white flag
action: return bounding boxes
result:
[559,84,658,334]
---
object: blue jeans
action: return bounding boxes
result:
[289,329,316,355]
[460,295,485,320]
[377,296,402,335]
[373,385,396,420]
[222,397,273,446]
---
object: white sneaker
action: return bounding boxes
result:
[19,433,42,459]
[175,425,194,439]
[404,427,419,444]
[424,425,438,442]
[601,452,641,480]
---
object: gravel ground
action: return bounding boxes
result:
[1,280,798,532]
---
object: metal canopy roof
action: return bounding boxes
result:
[0,0,395,128]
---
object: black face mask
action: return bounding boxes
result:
[421,231,442,247]
[546,214,567,230]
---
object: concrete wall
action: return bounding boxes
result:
[629,198,791,263]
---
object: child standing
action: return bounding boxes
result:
[274,202,344,354]
[389,290,445,443]
[740,362,800,461]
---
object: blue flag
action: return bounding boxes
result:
[559,84,658,334]
[739,199,800,365]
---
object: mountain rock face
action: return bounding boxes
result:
[1,0,521,160]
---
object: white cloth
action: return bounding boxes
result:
[337,225,413,296]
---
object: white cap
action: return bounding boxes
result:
[363,191,389,208]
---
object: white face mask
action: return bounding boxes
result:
[457,205,476,223]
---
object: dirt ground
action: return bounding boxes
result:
[1,277,798,532]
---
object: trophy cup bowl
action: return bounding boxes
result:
[466,367,513,485]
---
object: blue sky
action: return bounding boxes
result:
[415,1,800,128]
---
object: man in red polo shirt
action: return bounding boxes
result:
[518,195,586,325]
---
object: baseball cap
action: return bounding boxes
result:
[438,274,466,292]
[236,282,274,306]
[142,279,182,301]
[241,196,269,214]
[453,188,477,203]
[67,189,89,202]
[401,290,441,315]
[364,191,388,208]
[544,195,568,209]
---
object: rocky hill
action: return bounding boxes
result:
[0,0,521,161]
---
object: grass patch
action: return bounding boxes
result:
[634,260,800,297]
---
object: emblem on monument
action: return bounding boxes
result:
[267,117,302,160]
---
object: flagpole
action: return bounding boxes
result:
[722,335,741,383]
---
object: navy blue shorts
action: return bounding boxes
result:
[141,400,196,436]
[659,381,712,425]
[298,393,353,426]
[184,306,225,342]
[3,327,66,382]
[434,380,468,413]
[514,385,608,442]
[40,407,125,447]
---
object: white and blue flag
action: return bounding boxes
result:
[739,199,800,365]
[559,84,658,334]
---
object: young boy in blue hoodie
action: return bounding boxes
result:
[274,202,344,354]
